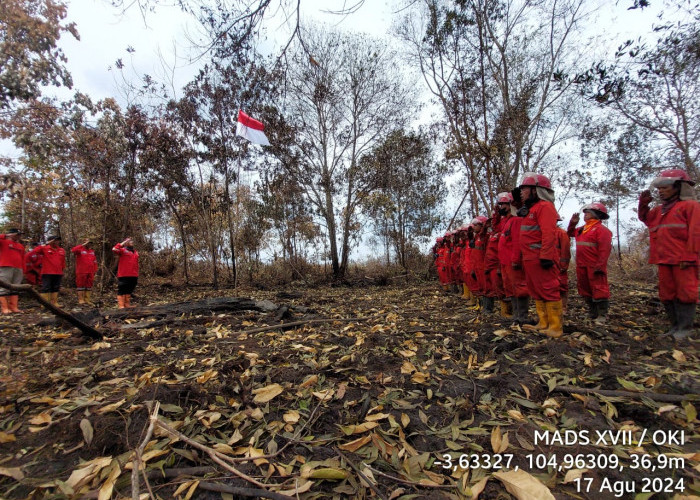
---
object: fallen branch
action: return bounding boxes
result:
[152,418,271,489]
[227,316,373,337]
[365,464,457,489]
[335,448,388,500]
[0,279,102,340]
[553,386,697,403]
[132,402,160,500]
[197,482,293,500]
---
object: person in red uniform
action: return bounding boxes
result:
[487,193,514,318]
[468,216,490,312]
[0,228,25,313]
[434,237,449,291]
[502,194,532,325]
[567,202,612,324]
[456,226,475,304]
[638,169,700,340]
[556,218,572,315]
[113,237,139,308]
[34,235,66,307]
[517,172,562,337]
[24,242,42,287]
[71,239,98,305]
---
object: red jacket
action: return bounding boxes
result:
[35,245,65,275]
[499,216,522,266]
[25,250,42,274]
[519,201,558,262]
[568,221,611,270]
[113,243,139,277]
[0,235,25,269]
[639,199,700,265]
[71,245,98,275]
[485,216,509,271]
[557,227,572,271]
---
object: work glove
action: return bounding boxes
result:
[512,262,522,270]
[639,189,653,206]
[593,268,606,275]
[679,262,693,270]
[511,187,523,208]
[540,259,554,270]
[471,271,477,280]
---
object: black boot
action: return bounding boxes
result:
[510,297,519,324]
[673,301,696,340]
[482,296,494,313]
[594,299,608,325]
[585,297,597,319]
[663,301,678,335]
[516,296,533,325]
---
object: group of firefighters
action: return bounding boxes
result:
[0,234,140,312]
[433,169,699,341]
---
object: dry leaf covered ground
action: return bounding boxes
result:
[0,281,698,499]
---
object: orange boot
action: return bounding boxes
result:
[77,291,86,304]
[124,295,134,308]
[8,295,21,313]
[117,295,126,309]
[0,297,10,314]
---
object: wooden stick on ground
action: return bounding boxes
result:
[0,279,103,340]
[131,402,160,500]
[554,386,696,403]
[335,448,388,500]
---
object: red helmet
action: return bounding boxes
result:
[436,236,443,243]
[582,202,609,220]
[471,215,487,225]
[519,172,552,190]
[496,192,514,204]
[651,169,695,187]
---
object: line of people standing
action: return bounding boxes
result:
[0,233,139,312]
[433,169,698,340]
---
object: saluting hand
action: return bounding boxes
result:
[639,190,653,206]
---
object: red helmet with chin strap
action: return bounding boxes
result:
[519,172,552,190]
[496,192,514,204]
[582,202,609,220]
[651,168,695,187]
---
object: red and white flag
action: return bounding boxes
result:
[236,110,270,146]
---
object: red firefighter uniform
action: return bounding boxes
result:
[568,219,611,300]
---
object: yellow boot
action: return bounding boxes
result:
[84,290,93,305]
[77,290,86,304]
[542,300,564,338]
[40,293,51,304]
[0,297,10,314]
[469,296,481,311]
[523,300,548,331]
[461,283,469,299]
[500,299,513,319]
[50,292,59,307]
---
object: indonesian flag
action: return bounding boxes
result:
[236,110,270,146]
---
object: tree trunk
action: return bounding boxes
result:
[168,199,190,283]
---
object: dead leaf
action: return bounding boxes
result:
[0,466,24,481]
[0,431,16,443]
[80,419,94,445]
[96,399,126,415]
[29,411,52,426]
[340,422,379,435]
[563,469,588,484]
[672,350,687,363]
[338,434,372,452]
[252,383,284,404]
[493,469,555,500]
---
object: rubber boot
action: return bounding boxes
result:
[593,299,609,325]
[500,299,513,318]
[117,295,126,309]
[465,288,476,306]
[84,290,94,305]
[585,297,597,319]
[461,283,469,299]
[524,300,548,332]
[125,294,133,308]
[673,301,696,340]
[469,296,481,311]
[77,290,86,304]
[441,284,449,292]
[8,295,21,313]
[516,296,532,325]
[542,300,564,338]
[482,296,494,314]
[50,292,59,307]
[40,293,51,304]
[663,301,678,335]
[0,297,10,314]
